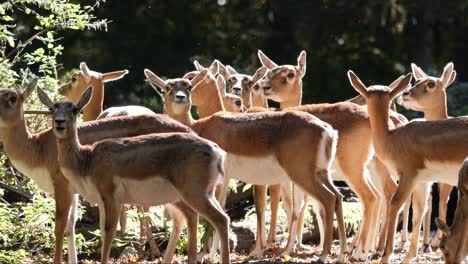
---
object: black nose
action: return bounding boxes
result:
[55,119,65,124]
[233,87,242,91]
[176,94,186,99]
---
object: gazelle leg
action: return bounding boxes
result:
[162,205,186,263]
[65,194,79,264]
[296,195,308,249]
[421,194,433,253]
[267,184,281,247]
[402,183,431,263]
[119,205,127,233]
[53,187,74,264]
[399,197,411,251]
[249,185,267,258]
[99,200,120,264]
[431,183,453,248]
[281,183,306,256]
[139,206,160,258]
[382,174,418,263]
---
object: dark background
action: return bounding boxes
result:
[57,0,468,116]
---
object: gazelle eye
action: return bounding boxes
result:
[254,84,259,90]
[235,100,241,106]
[9,96,17,104]
[53,103,59,109]
[427,82,436,88]
[287,73,295,78]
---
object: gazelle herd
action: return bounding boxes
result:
[0,50,467,264]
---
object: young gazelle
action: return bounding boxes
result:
[218,63,257,108]
[37,86,231,264]
[258,50,381,261]
[144,69,348,263]
[57,62,129,121]
[347,71,468,263]
[402,62,458,249]
[435,159,468,264]
[0,80,200,263]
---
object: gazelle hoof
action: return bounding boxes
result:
[419,243,432,253]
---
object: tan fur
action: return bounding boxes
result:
[57,62,128,121]
[39,87,230,264]
[257,50,387,261]
[347,71,468,263]
[436,159,468,264]
[146,69,347,262]
[0,81,192,264]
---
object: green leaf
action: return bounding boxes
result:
[242,183,252,193]
[2,15,14,22]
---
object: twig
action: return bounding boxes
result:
[0,180,33,201]
[24,110,50,115]
[6,30,45,61]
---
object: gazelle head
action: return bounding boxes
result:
[217,63,255,105]
[57,62,128,102]
[183,60,219,106]
[145,68,208,115]
[257,50,306,103]
[347,71,412,111]
[435,217,460,264]
[38,86,92,139]
[0,79,37,128]
[215,75,244,113]
[401,62,456,111]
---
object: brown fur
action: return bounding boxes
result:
[436,159,468,264]
[347,71,468,263]
[0,83,191,264]
[57,62,128,121]
[146,68,348,262]
[39,87,230,264]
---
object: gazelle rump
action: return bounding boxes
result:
[38,86,231,264]
[0,79,207,263]
[145,68,348,263]
[258,49,381,261]
[402,62,458,250]
[57,62,129,121]
[435,159,468,264]
[347,71,468,263]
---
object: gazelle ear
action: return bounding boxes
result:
[37,87,54,110]
[76,86,93,112]
[226,65,238,75]
[435,217,451,237]
[297,50,306,77]
[194,60,205,71]
[252,66,267,84]
[144,69,167,92]
[216,75,226,97]
[209,60,219,76]
[389,75,405,90]
[102,70,129,83]
[389,73,412,99]
[440,62,454,88]
[347,70,369,99]
[258,50,278,69]
[217,62,229,79]
[446,70,456,88]
[80,62,92,83]
[191,69,208,89]
[22,78,38,101]
[411,63,428,81]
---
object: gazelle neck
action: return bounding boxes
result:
[165,106,195,127]
[194,78,224,118]
[56,126,84,171]
[0,117,42,162]
[279,80,302,109]
[423,94,448,121]
[251,93,268,108]
[366,99,393,155]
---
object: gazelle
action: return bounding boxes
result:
[0,79,208,263]
[218,63,256,108]
[347,70,468,263]
[185,62,296,258]
[37,86,231,264]
[214,74,244,113]
[258,50,382,261]
[97,105,155,119]
[402,62,458,249]
[435,159,468,264]
[57,62,129,121]
[145,68,348,263]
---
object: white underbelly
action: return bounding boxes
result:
[225,154,289,185]
[418,161,460,186]
[10,160,55,194]
[114,177,179,206]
